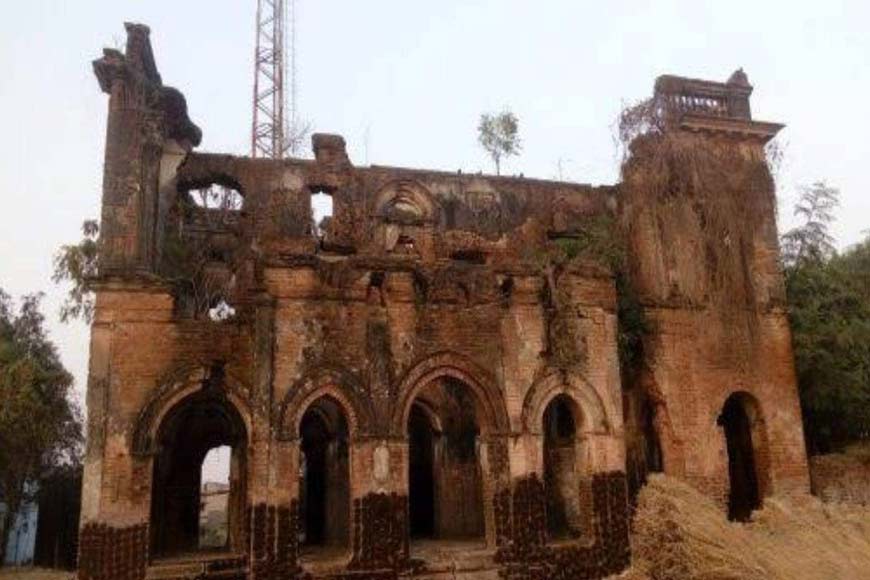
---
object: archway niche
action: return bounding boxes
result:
[543,394,585,540]
[718,392,764,522]
[299,396,350,553]
[407,377,485,544]
[150,393,248,559]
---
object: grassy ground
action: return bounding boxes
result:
[0,569,71,580]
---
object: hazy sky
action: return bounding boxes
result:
[1,0,868,434]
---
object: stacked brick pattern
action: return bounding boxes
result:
[348,493,409,572]
[78,523,148,580]
[494,473,630,580]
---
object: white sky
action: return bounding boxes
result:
[1,0,868,423]
[202,446,230,484]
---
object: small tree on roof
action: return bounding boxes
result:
[478,110,521,175]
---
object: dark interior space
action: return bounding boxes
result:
[623,388,665,502]
[408,403,437,538]
[300,396,350,549]
[543,395,582,539]
[720,393,761,522]
[407,378,485,543]
[642,398,663,476]
[34,466,82,570]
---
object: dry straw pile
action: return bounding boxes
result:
[810,445,870,506]
[625,474,870,580]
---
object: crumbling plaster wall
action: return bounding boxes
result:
[78,21,809,580]
[619,133,810,503]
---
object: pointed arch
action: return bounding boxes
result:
[148,377,250,556]
[132,363,254,456]
[521,371,611,436]
[276,366,374,440]
[391,351,509,436]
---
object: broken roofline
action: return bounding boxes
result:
[94,22,782,181]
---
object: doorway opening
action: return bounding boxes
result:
[719,393,762,522]
[543,395,584,540]
[150,394,247,559]
[299,396,350,554]
[407,378,485,545]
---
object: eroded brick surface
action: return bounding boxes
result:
[77,23,809,580]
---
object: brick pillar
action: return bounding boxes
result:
[347,439,409,572]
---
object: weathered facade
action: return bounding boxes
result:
[78,23,810,580]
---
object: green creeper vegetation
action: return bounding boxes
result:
[550,216,647,374]
[0,291,82,566]
[781,182,870,454]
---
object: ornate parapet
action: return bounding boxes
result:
[654,69,783,142]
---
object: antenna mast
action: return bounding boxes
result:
[252,0,289,158]
[288,0,297,137]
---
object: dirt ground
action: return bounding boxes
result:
[5,467,870,580]
[0,569,71,580]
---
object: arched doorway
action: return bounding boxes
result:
[299,396,350,551]
[150,393,247,558]
[543,394,584,540]
[719,393,762,521]
[407,377,485,543]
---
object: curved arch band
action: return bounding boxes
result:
[390,351,510,436]
[276,366,374,440]
[522,371,611,436]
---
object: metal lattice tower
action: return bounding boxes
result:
[252,0,288,158]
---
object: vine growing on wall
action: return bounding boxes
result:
[161,185,247,322]
[618,98,776,315]
[534,214,648,375]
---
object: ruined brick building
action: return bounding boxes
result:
[78,23,810,580]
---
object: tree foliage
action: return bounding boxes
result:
[53,185,244,323]
[0,290,82,565]
[478,110,521,175]
[781,182,839,267]
[782,184,870,453]
[52,219,99,324]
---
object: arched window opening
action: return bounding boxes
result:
[299,396,350,553]
[150,394,247,559]
[199,446,231,550]
[189,184,244,211]
[719,394,761,522]
[407,377,485,546]
[543,395,583,540]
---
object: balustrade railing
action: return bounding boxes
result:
[654,70,753,121]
